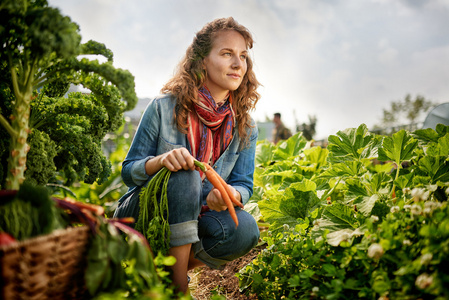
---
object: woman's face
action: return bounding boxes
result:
[203,30,248,104]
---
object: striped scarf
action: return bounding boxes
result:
[187,86,235,167]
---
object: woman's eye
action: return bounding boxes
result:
[240,55,247,60]
[224,52,231,56]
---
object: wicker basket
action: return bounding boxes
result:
[0,226,90,300]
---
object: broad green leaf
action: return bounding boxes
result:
[346,178,369,197]
[244,202,262,222]
[303,146,329,171]
[311,203,359,239]
[369,162,395,174]
[323,203,359,228]
[413,128,441,143]
[417,156,449,184]
[258,197,299,233]
[326,227,364,247]
[369,173,390,194]
[255,141,275,166]
[279,187,320,220]
[377,130,418,166]
[413,124,449,144]
[320,161,363,178]
[355,194,379,216]
[259,179,320,232]
[272,132,308,161]
[394,173,414,189]
[426,133,449,157]
[327,124,376,163]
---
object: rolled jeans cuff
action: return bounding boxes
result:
[169,220,199,247]
[191,241,229,270]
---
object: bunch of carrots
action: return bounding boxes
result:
[194,160,243,227]
[136,160,243,255]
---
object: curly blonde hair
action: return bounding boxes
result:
[161,17,261,143]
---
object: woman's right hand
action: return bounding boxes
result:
[145,148,196,176]
[159,148,196,172]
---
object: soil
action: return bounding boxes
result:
[188,246,263,300]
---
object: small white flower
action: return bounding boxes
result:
[415,273,433,289]
[445,187,449,195]
[313,219,320,227]
[420,253,433,265]
[411,204,422,216]
[403,204,411,211]
[370,215,379,222]
[411,188,424,198]
[283,224,290,231]
[402,187,411,194]
[424,201,441,212]
[368,243,384,259]
[312,286,319,293]
[390,206,400,213]
[423,207,432,215]
[411,188,429,201]
[403,239,412,246]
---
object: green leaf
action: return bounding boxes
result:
[272,132,308,161]
[327,124,376,163]
[320,161,363,178]
[417,156,449,184]
[303,146,329,171]
[326,227,364,247]
[378,130,418,166]
[259,180,320,233]
[346,178,369,197]
[427,133,449,157]
[311,203,359,240]
[394,172,414,189]
[255,140,275,166]
[356,194,379,216]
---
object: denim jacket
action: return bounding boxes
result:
[120,93,258,205]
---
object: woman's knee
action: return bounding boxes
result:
[166,169,202,223]
[199,209,260,258]
[167,169,202,202]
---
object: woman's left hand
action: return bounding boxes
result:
[206,184,240,212]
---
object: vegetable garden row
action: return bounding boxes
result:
[238,124,449,300]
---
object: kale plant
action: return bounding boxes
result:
[0,0,138,189]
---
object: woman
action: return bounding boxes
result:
[114,17,261,294]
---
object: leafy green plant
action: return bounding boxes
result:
[238,124,449,299]
[0,0,137,189]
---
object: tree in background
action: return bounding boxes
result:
[377,94,436,129]
[0,0,138,190]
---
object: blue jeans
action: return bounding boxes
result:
[113,169,260,269]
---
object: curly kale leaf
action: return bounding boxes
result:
[24,129,56,185]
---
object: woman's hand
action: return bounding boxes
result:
[159,148,196,172]
[145,148,195,176]
[206,184,241,212]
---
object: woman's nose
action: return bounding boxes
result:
[232,56,242,69]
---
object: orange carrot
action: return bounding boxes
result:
[63,197,105,216]
[215,172,244,209]
[194,160,243,208]
[204,164,239,227]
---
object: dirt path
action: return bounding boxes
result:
[188,247,262,299]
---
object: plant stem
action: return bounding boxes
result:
[5,64,34,190]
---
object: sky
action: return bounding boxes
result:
[49,0,449,140]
